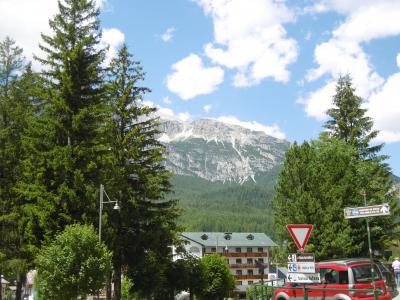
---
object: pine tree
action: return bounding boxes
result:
[0,38,39,300]
[104,45,179,299]
[324,75,382,158]
[19,0,107,242]
[271,136,399,259]
[0,37,24,96]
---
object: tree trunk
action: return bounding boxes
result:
[189,287,194,300]
[112,262,121,300]
[0,270,3,300]
[106,271,112,300]
[15,278,23,300]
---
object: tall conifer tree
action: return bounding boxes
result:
[0,38,40,300]
[104,45,179,299]
[19,0,106,242]
[324,75,382,158]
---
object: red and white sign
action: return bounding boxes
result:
[287,224,313,252]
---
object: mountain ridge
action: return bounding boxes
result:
[160,118,290,184]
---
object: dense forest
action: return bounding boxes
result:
[171,165,282,237]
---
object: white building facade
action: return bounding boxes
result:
[178,232,277,293]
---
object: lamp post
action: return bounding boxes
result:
[99,184,120,241]
[98,184,120,300]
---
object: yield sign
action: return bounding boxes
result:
[287,224,313,252]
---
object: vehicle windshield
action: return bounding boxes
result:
[352,264,381,283]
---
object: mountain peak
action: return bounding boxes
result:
[160,118,290,184]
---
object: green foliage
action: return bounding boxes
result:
[0,37,38,300]
[172,168,281,237]
[35,224,112,300]
[103,44,179,298]
[324,74,382,159]
[121,277,137,300]
[246,284,272,300]
[0,36,24,94]
[19,0,107,244]
[272,136,399,259]
[197,254,235,300]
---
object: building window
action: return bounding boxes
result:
[224,233,232,240]
[248,281,254,285]
[226,259,230,265]
[211,247,216,253]
[258,247,264,252]
[248,270,254,275]
[258,258,264,263]
[236,270,242,275]
[236,247,241,253]
[189,246,200,254]
[236,281,243,285]
[201,234,208,240]
[236,258,242,264]
[247,247,253,253]
[247,258,253,264]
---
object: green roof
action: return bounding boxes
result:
[181,232,277,247]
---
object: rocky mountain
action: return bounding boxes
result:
[158,118,290,236]
[159,118,290,184]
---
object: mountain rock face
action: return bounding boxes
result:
[159,118,290,184]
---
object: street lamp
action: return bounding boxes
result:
[99,184,120,241]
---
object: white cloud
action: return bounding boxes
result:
[196,0,298,87]
[366,72,400,143]
[0,0,117,69]
[297,81,336,121]
[306,39,383,98]
[162,96,172,105]
[157,107,192,122]
[166,54,224,100]
[300,0,400,139]
[161,27,175,42]
[100,28,125,65]
[142,100,192,122]
[0,0,58,67]
[203,104,212,113]
[332,2,400,43]
[216,115,286,139]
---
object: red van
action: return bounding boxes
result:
[274,258,392,300]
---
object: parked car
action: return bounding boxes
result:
[274,258,392,300]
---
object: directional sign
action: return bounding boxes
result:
[344,203,390,219]
[287,273,321,283]
[287,224,313,252]
[287,253,315,263]
[288,262,315,273]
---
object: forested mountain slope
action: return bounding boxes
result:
[161,118,290,236]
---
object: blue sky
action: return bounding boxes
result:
[1,0,399,175]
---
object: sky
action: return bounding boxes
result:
[0,0,399,175]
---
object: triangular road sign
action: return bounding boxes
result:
[287,224,313,252]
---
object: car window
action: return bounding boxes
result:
[319,268,348,284]
[352,264,381,283]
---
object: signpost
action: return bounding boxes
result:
[288,262,315,273]
[287,273,320,284]
[287,252,318,282]
[344,195,391,300]
[344,203,390,219]
[287,224,313,252]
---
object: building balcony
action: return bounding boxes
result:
[234,274,265,280]
[230,263,260,269]
[204,252,268,257]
